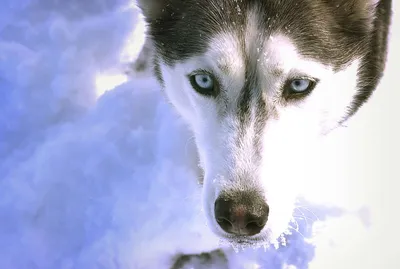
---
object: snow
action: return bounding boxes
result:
[0,0,399,268]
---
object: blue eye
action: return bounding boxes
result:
[284,78,317,99]
[290,79,312,93]
[195,74,214,89]
[189,73,218,96]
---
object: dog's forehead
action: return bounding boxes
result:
[207,31,331,77]
[206,32,292,78]
[186,6,333,83]
[150,0,367,68]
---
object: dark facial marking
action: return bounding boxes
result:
[234,52,268,165]
[140,0,392,123]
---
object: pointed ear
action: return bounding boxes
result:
[333,0,381,29]
[136,0,170,21]
[354,0,381,22]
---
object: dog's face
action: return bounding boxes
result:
[137,0,390,246]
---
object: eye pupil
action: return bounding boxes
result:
[196,75,212,88]
[189,73,217,97]
[284,77,317,100]
[290,79,311,92]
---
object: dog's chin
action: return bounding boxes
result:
[206,218,273,249]
[215,232,273,249]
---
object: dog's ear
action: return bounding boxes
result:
[331,0,381,30]
[136,0,174,21]
[136,0,162,20]
[351,0,381,23]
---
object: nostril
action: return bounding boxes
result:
[245,219,266,235]
[245,221,260,231]
[248,220,264,228]
[214,198,234,234]
[216,217,233,231]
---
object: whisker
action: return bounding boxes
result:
[295,206,321,222]
[290,217,300,231]
[292,208,312,231]
[292,214,316,223]
[288,226,306,241]
[184,135,196,158]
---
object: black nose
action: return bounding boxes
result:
[214,192,269,236]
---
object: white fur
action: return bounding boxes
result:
[158,21,362,245]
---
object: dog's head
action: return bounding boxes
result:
[137,0,391,246]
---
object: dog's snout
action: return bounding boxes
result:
[214,193,269,236]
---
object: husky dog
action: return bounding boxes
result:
[136,0,392,254]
